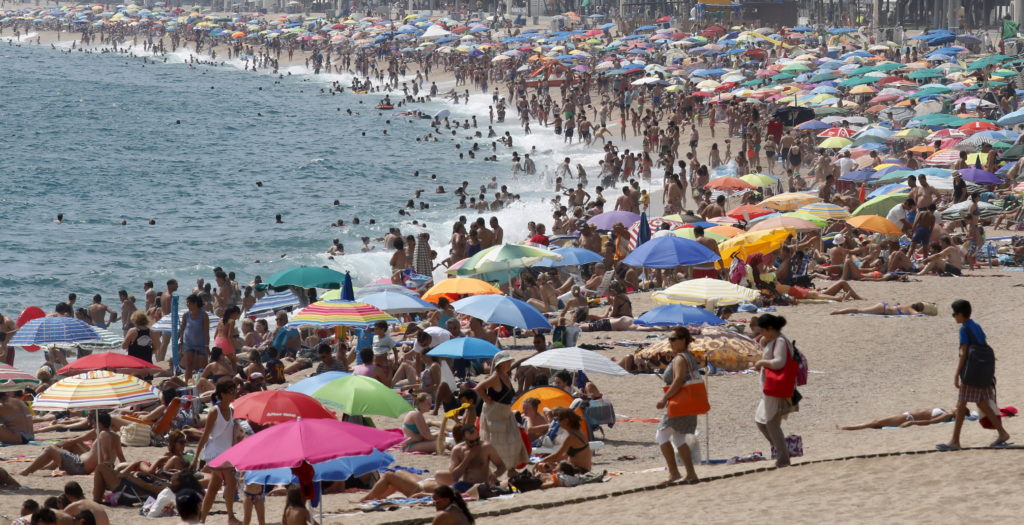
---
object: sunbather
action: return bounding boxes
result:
[839,408,953,430]
[830,302,937,316]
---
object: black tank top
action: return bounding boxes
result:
[486,380,515,405]
[127,328,154,364]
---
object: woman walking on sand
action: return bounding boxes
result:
[753,314,797,467]
[474,351,528,470]
[655,326,701,482]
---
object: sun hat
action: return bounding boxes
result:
[492,351,515,367]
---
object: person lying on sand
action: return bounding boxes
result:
[20,412,124,477]
[831,302,937,316]
[839,408,953,430]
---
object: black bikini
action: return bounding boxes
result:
[486,380,515,405]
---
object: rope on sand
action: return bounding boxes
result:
[377,447,1023,524]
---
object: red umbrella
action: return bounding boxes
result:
[876,75,905,85]
[57,352,161,375]
[656,16,672,22]
[726,205,775,221]
[868,94,900,103]
[745,49,767,60]
[817,128,856,138]
[958,121,1000,134]
[232,390,335,425]
[705,177,755,192]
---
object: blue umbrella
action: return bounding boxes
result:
[839,168,878,182]
[637,211,652,247]
[867,183,910,199]
[287,371,352,397]
[427,337,501,359]
[341,272,355,301]
[997,109,1024,128]
[635,24,658,31]
[958,167,1002,184]
[358,292,436,314]
[534,246,604,267]
[10,317,101,346]
[244,449,395,485]
[452,295,551,330]
[634,304,725,327]
[621,236,720,269]
[795,120,830,130]
[247,291,300,318]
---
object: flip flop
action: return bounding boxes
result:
[935,443,961,451]
[989,440,1012,448]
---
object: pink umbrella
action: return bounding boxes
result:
[209,418,404,471]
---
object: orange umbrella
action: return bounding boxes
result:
[907,144,936,154]
[726,204,774,221]
[959,121,1000,133]
[866,104,887,114]
[845,215,902,235]
[421,277,502,303]
[705,177,755,192]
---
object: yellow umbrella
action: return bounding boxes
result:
[845,215,902,235]
[850,84,878,94]
[818,137,852,149]
[673,228,729,242]
[759,192,821,211]
[739,173,777,188]
[716,228,795,267]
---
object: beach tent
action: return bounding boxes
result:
[421,24,451,40]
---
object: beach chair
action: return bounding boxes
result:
[582,398,616,439]
[120,398,182,442]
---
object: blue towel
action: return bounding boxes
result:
[381,465,428,475]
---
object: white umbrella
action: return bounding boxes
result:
[521,347,627,376]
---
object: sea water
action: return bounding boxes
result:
[0,38,614,353]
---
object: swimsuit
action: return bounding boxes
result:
[486,380,515,405]
[58,449,86,475]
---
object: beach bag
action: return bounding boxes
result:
[729,258,747,285]
[770,435,804,459]
[762,338,798,398]
[120,422,152,447]
[664,381,710,417]
[142,488,177,518]
[960,327,996,388]
[791,340,808,387]
[508,469,543,492]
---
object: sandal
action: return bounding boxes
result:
[935,443,961,451]
[989,440,1013,448]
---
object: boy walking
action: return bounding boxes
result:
[939,299,1011,450]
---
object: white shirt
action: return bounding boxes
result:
[886,204,908,226]
[836,157,857,176]
[412,326,452,353]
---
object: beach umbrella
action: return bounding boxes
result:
[852,193,906,216]
[795,120,830,130]
[845,215,902,235]
[726,204,775,221]
[57,352,161,375]
[782,212,828,227]
[749,216,819,232]
[997,109,1024,128]
[232,390,336,425]
[634,304,725,327]
[264,266,346,290]
[759,192,821,211]
[673,228,729,243]
[818,137,853,149]
[286,301,396,328]
[653,278,759,306]
[739,173,777,188]
[796,202,851,220]
[587,210,641,230]
[340,272,356,301]
[284,374,411,417]
[9,317,101,346]
[925,148,962,165]
[247,291,300,318]
[636,211,652,246]
[627,217,686,248]
[286,372,353,400]
[692,327,762,371]
[53,325,124,352]
[511,386,576,414]
[0,364,41,392]
[357,292,436,314]
[940,201,1004,220]
[209,418,405,471]
[244,449,394,485]
[32,371,159,412]
[621,236,720,268]
[337,282,417,299]
[421,278,502,303]
[705,176,755,192]
[521,347,627,376]
[958,167,1002,184]
[452,295,550,330]
[817,128,856,138]
[427,337,501,359]
[707,225,750,237]
[534,246,603,267]
[717,228,794,266]
[454,243,560,276]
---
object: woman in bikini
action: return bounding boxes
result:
[830,302,937,316]
[400,393,440,453]
[214,306,241,368]
[536,408,592,488]
[840,408,953,430]
[197,347,235,396]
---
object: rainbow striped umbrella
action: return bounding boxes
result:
[796,202,852,220]
[285,300,396,328]
[32,370,159,412]
[0,364,41,392]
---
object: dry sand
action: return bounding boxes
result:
[3,273,1024,524]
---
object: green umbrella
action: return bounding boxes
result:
[874,169,915,183]
[967,54,1010,70]
[814,106,850,116]
[873,62,904,72]
[295,374,413,417]
[771,73,796,81]
[452,243,560,275]
[265,266,346,290]
[853,194,906,217]
[992,141,1014,150]
[846,65,876,76]
[909,86,952,98]
[908,68,943,80]
[1001,144,1024,160]
[781,63,810,73]
[809,72,838,82]
[742,78,766,86]
[838,76,877,87]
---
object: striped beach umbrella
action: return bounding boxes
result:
[9,317,101,346]
[453,243,561,275]
[759,192,821,211]
[925,148,962,165]
[286,300,395,328]
[796,202,852,220]
[247,291,300,318]
[0,364,41,392]
[32,371,159,412]
[54,325,123,352]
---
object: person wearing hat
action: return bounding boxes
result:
[474,351,528,471]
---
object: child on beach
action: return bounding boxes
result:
[938,299,1011,450]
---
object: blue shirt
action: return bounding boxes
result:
[959,319,986,345]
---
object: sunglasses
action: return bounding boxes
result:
[465,437,481,445]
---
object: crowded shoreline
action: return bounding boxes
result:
[3,5,1024,524]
